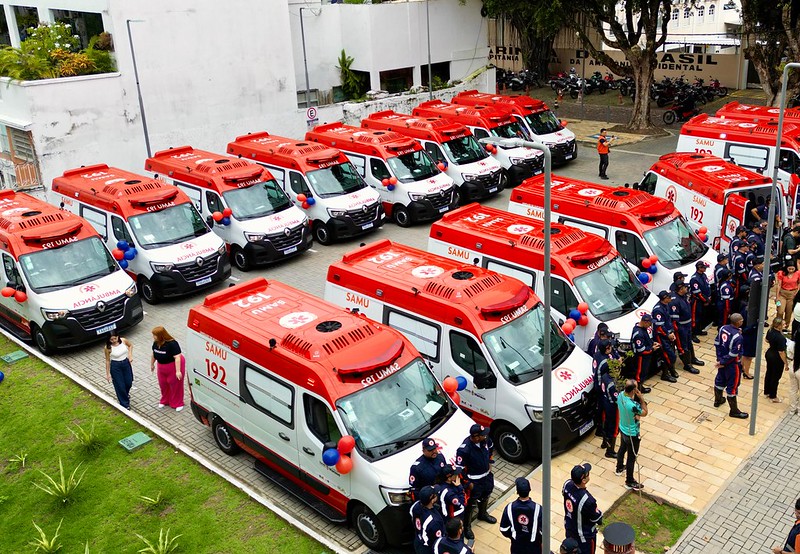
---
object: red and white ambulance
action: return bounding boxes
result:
[226,132,384,245]
[50,165,230,304]
[360,111,505,204]
[0,190,142,353]
[715,101,800,125]
[451,90,577,164]
[507,174,718,292]
[304,123,457,227]
[676,114,800,215]
[325,240,595,463]
[144,146,312,271]
[427,204,656,348]
[636,152,780,254]
[186,278,472,550]
[411,100,545,186]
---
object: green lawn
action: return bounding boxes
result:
[604,491,696,554]
[0,337,330,553]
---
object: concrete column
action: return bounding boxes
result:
[370,70,380,92]
[4,4,21,47]
[37,7,54,25]
[412,65,422,89]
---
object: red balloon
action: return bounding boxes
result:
[648,255,659,265]
[389,177,398,185]
[14,290,27,303]
[111,248,124,260]
[296,194,307,203]
[577,302,589,314]
[443,376,458,394]
[302,201,310,209]
[698,232,707,241]
[641,258,652,269]
[335,455,353,474]
[338,435,356,454]
[222,207,233,217]
[382,178,390,186]
[561,323,572,334]
[1,287,14,298]
[566,318,577,331]
[436,162,446,171]
[449,391,461,406]
[212,211,223,222]
[578,314,589,326]
[699,226,708,234]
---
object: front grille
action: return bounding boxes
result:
[471,170,502,189]
[515,156,545,172]
[266,224,304,251]
[176,252,220,282]
[347,203,379,226]
[551,140,576,157]
[72,295,127,330]
[558,387,596,432]
[425,188,453,210]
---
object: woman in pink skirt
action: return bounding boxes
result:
[150,326,185,411]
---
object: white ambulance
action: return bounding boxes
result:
[145,146,312,271]
[428,204,656,348]
[304,123,457,227]
[451,89,577,165]
[50,165,230,304]
[186,278,472,550]
[637,152,779,254]
[325,240,596,463]
[507,173,718,292]
[226,132,384,245]
[0,190,142,353]
[361,110,505,204]
[676,114,800,217]
[411,100,545,187]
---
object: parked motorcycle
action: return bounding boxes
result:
[663,91,700,125]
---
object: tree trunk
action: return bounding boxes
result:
[628,52,655,130]
[527,35,556,79]
[746,48,779,105]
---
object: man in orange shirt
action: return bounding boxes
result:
[597,129,615,180]
[772,498,800,553]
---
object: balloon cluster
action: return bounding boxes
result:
[296,194,317,210]
[485,144,497,154]
[442,375,467,406]
[380,176,398,192]
[639,254,659,281]
[561,303,590,340]
[111,240,139,270]
[212,207,234,226]
[322,434,356,474]
[436,162,448,172]
[697,225,709,243]
[0,286,26,303]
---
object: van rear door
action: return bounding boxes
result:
[719,193,748,254]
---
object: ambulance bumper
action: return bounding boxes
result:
[407,194,459,223]
[329,206,385,240]
[459,174,504,202]
[550,140,578,165]
[41,296,144,349]
[245,227,313,265]
[377,504,415,547]
[507,158,543,187]
[151,256,232,298]
[522,396,596,456]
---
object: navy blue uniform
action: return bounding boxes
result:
[410,453,447,498]
[713,263,729,287]
[562,479,603,554]
[439,482,466,521]
[600,372,619,441]
[781,518,800,553]
[731,250,749,298]
[433,535,474,554]
[714,324,743,396]
[748,232,765,257]
[630,325,654,382]
[690,271,711,332]
[456,437,494,502]
[717,280,735,327]
[499,498,544,554]
[411,501,446,554]
[652,302,676,369]
[669,294,693,357]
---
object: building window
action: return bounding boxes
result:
[708,4,715,21]
[51,10,104,49]
[0,9,10,46]
[421,62,451,89]
[697,6,705,22]
[671,8,679,20]
[683,7,692,25]
[13,6,39,40]
[379,67,413,94]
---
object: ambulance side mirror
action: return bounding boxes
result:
[323,440,337,452]
[206,215,215,227]
[473,368,497,389]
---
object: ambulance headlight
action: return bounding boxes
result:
[408,192,425,202]
[379,486,412,506]
[244,232,266,243]
[41,308,69,321]
[124,283,137,298]
[150,262,174,273]
[217,244,227,256]
[327,208,347,218]
[509,157,525,166]
[462,173,479,182]
[525,405,560,423]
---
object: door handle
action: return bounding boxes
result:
[279,432,290,441]
[303,447,315,456]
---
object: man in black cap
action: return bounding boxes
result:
[731,241,750,301]
[410,437,447,499]
[628,313,658,392]
[499,477,544,554]
[433,517,474,554]
[670,281,703,374]
[714,313,749,418]
[586,323,610,358]
[456,424,496,538]
[716,269,735,328]
[438,465,469,538]
[598,341,620,458]
[714,252,730,286]
[560,538,580,554]
[562,463,603,554]
[748,221,766,257]
[652,290,679,382]
[729,225,749,254]
[669,271,687,295]
[690,261,712,341]
[410,485,445,554]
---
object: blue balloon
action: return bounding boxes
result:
[119,259,129,270]
[221,217,231,226]
[568,309,582,321]
[387,184,396,191]
[123,248,136,260]
[702,234,709,243]
[568,333,575,342]
[0,370,4,383]
[638,273,650,284]
[307,197,316,206]
[322,448,340,466]
[116,240,129,251]
[456,375,468,391]
[647,265,658,274]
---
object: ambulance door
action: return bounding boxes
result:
[779,149,800,219]
[110,216,143,275]
[238,362,300,479]
[0,253,30,334]
[204,191,235,244]
[551,277,587,345]
[719,193,748,254]
[297,393,350,512]
[445,329,497,425]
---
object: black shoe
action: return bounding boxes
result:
[605,450,618,458]
[464,526,475,540]
[692,359,705,366]
[600,175,610,180]
[477,513,497,524]
[684,366,700,374]
[639,385,652,393]
[697,330,708,336]
[625,481,645,491]
[692,336,701,344]
[661,374,677,383]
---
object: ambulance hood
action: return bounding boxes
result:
[321,187,381,211]
[499,145,544,161]
[670,247,719,286]
[38,267,135,311]
[537,128,576,145]
[141,230,225,265]
[452,156,503,175]
[403,172,456,195]
[512,346,594,409]
[602,291,658,344]
[233,205,308,236]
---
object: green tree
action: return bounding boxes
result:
[335,49,365,100]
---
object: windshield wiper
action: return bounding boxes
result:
[366,437,417,457]
[73,268,115,285]
[33,284,67,292]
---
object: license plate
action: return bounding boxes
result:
[565,154,573,160]
[195,276,212,286]
[579,421,594,436]
[283,246,298,254]
[489,187,498,193]
[95,323,117,335]
[439,206,449,213]
[362,222,374,230]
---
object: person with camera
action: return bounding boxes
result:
[615,379,648,491]
[597,129,616,180]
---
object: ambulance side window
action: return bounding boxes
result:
[615,231,648,264]
[111,216,133,244]
[424,143,445,163]
[289,172,310,195]
[386,310,440,362]
[638,172,657,195]
[241,365,294,427]
[303,395,342,445]
[177,184,202,212]
[779,149,799,175]
[449,331,489,377]
[2,254,21,288]
[485,259,535,288]
[80,205,107,240]
[472,128,490,140]
[551,277,578,316]
[206,192,223,214]
[348,154,366,177]
[370,159,391,181]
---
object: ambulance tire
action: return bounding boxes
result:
[392,204,412,228]
[352,503,386,551]
[139,276,161,305]
[494,423,528,463]
[231,246,252,272]
[32,325,53,355]
[313,221,333,246]
[211,416,241,455]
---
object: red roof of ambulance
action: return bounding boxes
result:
[680,113,800,148]
[715,101,800,124]
[430,204,616,279]
[327,239,538,340]
[187,278,422,406]
[649,152,773,204]
[305,123,423,159]
[361,111,474,144]
[452,89,548,116]
[52,164,193,219]
[145,146,276,193]
[510,174,679,233]
[226,131,351,173]
[412,100,516,129]
[0,190,99,255]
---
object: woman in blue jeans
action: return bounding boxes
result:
[104,332,134,409]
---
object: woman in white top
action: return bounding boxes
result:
[105,332,134,409]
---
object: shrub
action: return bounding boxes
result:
[67,419,103,453]
[33,457,86,504]
[29,519,63,553]
[136,528,182,554]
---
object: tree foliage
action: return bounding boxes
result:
[335,49,365,100]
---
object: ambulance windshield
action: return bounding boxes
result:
[441,135,489,165]
[523,110,562,135]
[20,237,118,293]
[387,151,439,183]
[128,203,209,249]
[306,162,366,198]
[483,304,573,385]
[491,121,531,141]
[336,359,454,461]
[573,256,650,321]
[643,215,707,269]
[222,181,292,220]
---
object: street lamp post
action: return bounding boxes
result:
[426,0,433,100]
[126,19,151,158]
[749,62,800,435]
[299,8,312,109]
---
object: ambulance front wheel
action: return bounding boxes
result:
[494,423,529,463]
[32,325,53,355]
[231,246,252,272]
[392,204,412,228]
[352,504,386,551]
[139,276,161,305]
[212,416,241,455]
[313,221,333,246]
